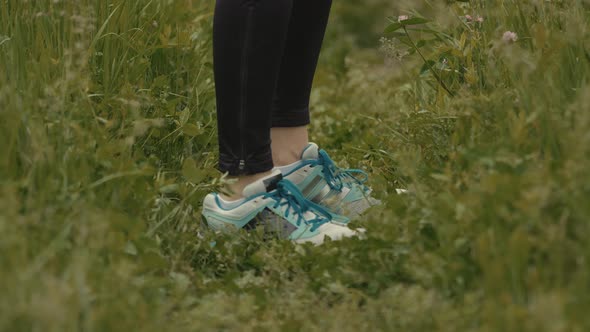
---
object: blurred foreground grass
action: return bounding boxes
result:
[1,0,590,331]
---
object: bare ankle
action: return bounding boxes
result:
[271,126,309,166]
[220,170,274,201]
[271,150,301,166]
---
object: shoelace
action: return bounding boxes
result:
[263,180,332,232]
[306,149,369,191]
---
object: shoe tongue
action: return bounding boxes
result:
[301,143,319,160]
[242,170,283,197]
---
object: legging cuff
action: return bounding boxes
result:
[271,106,311,127]
[218,150,274,176]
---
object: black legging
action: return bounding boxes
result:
[213,0,332,176]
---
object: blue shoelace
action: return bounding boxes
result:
[305,149,369,191]
[263,180,332,232]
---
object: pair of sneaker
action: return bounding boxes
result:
[202,143,379,245]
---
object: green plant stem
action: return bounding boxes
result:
[403,26,455,97]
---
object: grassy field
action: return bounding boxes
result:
[1,0,590,331]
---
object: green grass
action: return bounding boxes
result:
[1,0,590,330]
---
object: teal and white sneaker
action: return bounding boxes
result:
[202,170,358,245]
[276,143,380,222]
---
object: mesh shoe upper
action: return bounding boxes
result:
[277,143,381,222]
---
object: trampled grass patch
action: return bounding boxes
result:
[1,0,589,331]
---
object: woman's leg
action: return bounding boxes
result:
[270,0,333,166]
[213,0,293,199]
